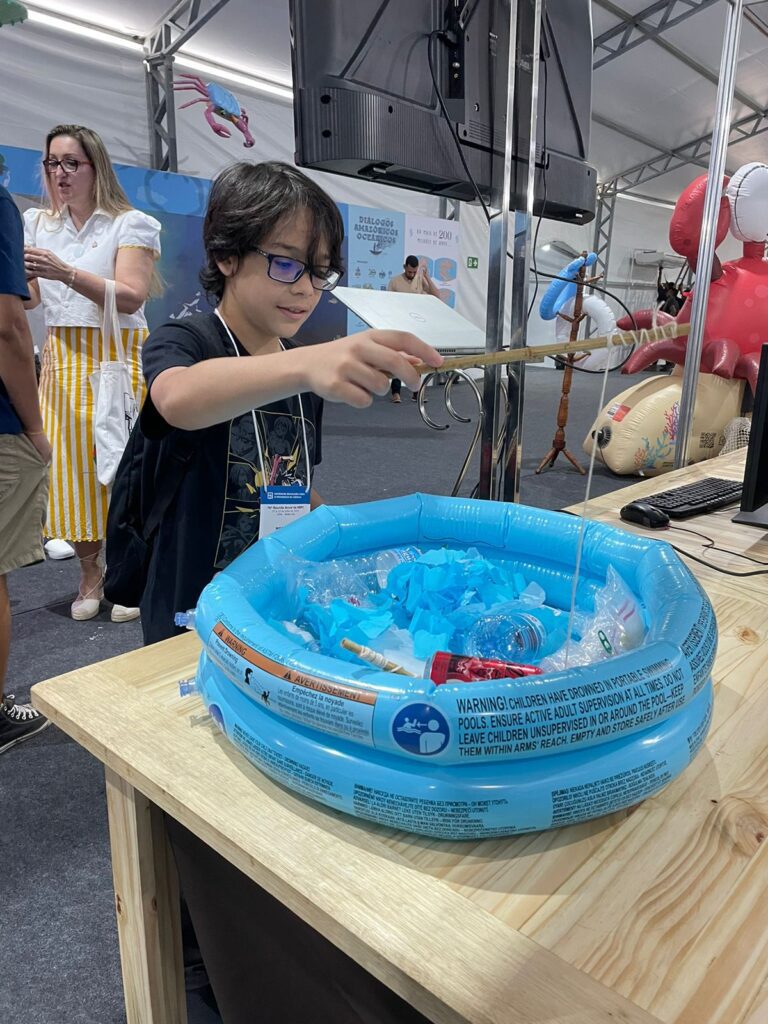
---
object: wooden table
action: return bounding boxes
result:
[33,449,768,1024]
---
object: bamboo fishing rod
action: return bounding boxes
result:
[413,321,689,375]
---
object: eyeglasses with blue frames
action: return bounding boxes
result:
[253,246,342,292]
[42,157,93,174]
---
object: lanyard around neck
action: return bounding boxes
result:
[214,308,312,488]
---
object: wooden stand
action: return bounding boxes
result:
[535,254,594,475]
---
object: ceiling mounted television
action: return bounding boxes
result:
[289,0,596,224]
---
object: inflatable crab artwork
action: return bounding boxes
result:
[586,162,768,476]
[173,74,255,148]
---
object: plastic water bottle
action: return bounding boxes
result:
[298,546,421,605]
[297,560,368,606]
[465,611,548,661]
[374,545,421,588]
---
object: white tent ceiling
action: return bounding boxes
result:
[14,0,768,202]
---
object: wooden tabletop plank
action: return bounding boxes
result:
[521,679,768,1012]
[31,449,768,1024]
[33,641,658,1024]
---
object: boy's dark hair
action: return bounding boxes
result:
[404,255,419,268]
[200,161,345,300]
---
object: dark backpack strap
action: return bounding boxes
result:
[142,440,195,540]
[139,313,222,540]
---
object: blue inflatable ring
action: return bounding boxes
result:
[192,495,717,839]
[539,251,598,321]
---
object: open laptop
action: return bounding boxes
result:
[332,287,487,355]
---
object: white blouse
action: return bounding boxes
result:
[23,206,162,330]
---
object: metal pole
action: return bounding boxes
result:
[674,0,744,469]
[163,55,179,173]
[478,0,539,501]
[500,0,541,502]
[477,0,520,500]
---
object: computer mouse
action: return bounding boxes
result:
[619,500,670,529]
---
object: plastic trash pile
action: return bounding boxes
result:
[267,547,646,677]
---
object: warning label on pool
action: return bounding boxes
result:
[550,759,673,825]
[392,704,450,756]
[209,620,376,744]
[450,654,694,759]
[353,785,510,838]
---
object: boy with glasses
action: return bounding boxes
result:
[116,160,439,1023]
[129,161,442,646]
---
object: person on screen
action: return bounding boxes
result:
[23,124,162,624]
[387,254,440,402]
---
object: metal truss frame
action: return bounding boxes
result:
[593,0,721,68]
[144,0,233,171]
[596,0,761,113]
[591,0,767,296]
[592,113,712,174]
[592,105,768,301]
[590,183,618,293]
[607,106,768,194]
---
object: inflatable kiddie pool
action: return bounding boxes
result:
[192,494,716,840]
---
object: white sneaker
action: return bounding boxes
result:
[111,604,140,623]
[45,539,76,560]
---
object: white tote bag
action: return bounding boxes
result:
[89,279,138,487]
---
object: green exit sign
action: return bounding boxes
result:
[467,256,479,269]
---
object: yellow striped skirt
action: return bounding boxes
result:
[39,325,147,542]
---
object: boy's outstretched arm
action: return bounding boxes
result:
[151,329,443,431]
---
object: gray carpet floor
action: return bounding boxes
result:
[0,365,653,1023]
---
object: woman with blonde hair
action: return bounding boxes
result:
[23,124,161,622]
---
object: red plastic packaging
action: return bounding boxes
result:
[426,651,542,685]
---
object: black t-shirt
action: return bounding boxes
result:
[139,312,323,644]
[0,187,31,434]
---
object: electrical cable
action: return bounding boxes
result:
[426,20,639,371]
[339,0,393,78]
[427,30,492,223]
[531,268,639,373]
[666,544,768,577]
[666,523,768,566]
[424,25,768,589]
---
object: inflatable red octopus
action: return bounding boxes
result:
[619,162,768,395]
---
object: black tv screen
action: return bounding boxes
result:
[289,0,596,223]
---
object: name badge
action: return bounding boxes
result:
[259,483,311,539]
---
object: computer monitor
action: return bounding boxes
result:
[732,343,768,528]
[289,0,596,224]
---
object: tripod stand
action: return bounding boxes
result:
[535,255,598,475]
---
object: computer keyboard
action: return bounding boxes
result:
[643,476,743,519]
